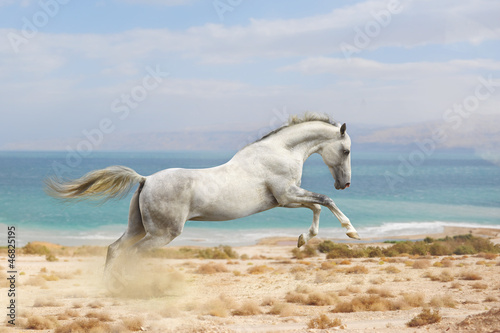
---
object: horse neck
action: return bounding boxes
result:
[277,122,338,160]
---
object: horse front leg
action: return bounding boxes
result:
[277,186,360,242]
[285,203,321,247]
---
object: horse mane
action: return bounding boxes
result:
[256,112,340,143]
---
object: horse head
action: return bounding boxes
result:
[319,123,351,190]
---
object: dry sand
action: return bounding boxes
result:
[2,227,500,332]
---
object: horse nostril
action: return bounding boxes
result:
[345,183,350,188]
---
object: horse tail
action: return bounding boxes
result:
[45,166,146,203]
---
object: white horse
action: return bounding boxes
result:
[45,113,359,285]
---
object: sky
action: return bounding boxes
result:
[1,0,499,146]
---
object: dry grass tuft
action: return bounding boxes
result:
[57,309,80,320]
[204,294,236,318]
[307,314,342,329]
[289,265,307,273]
[402,292,425,307]
[306,292,338,306]
[342,265,368,274]
[33,297,63,307]
[232,300,262,316]
[384,265,401,274]
[428,269,455,282]
[484,296,498,302]
[87,300,104,309]
[366,287,394,298]
[339,286,361,296]
[461,271,482,280]
[23,315,58,330]
[205,299,230,318]
[471,282,488,290]
[122,317,144,331]
[332,295,395,313]
[429,294,457,308]
[261,297,278,306]
[85,311,113,322]
[196,262,228,274]
[285,291,308,304]
[477,252,498,260]
[314,270,336,283]
[412,259,431,269]
[247,265,273,274]
[320,261,336,270]
[54,318,110,333]
[406,308,441,327]
[268,302,296,317]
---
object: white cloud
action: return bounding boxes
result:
[280,57,500,79]
[3,0,499,66]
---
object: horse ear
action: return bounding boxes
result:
[340,123,346,136]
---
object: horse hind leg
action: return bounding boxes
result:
[104,187,145,290]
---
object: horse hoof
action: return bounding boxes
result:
[346,231,360,240]
[297,234,306,248]
[104,271,127,294]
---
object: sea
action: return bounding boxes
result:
[1,149,499,247]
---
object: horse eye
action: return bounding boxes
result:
[343,149,350,155]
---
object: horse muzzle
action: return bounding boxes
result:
[335,182,350,190]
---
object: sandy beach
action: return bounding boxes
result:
[2,226,500,332]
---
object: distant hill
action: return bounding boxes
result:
[3,114,499,159]
[357,114,500,149]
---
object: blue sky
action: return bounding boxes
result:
[1,0,499,145]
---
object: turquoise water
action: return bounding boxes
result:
[0,150,499,246]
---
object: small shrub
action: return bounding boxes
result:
[122,317,143,331]
[268,302,296,317]
[54,318,110,333]
[402,292,425,307]
[197,245,238,260]
[366,287,394,298]
[196,262,228,274]
[289,265,306,273]
[232,300,262,316]
[412,259,431,269]
[285,291,308,304]
[307,314,342,329]
[306,292,337,306]
[461,271,482,280]
[87,301,104,309]
[406,308,441,327]
[247,265,273,274]
[46,254,59,262]
[292,245,317,259]
[317,240,336,253]
[471,282,488,290]
[320,261,336,270]
[384,265,401,274]
[344,265,368,274]
[477,252,498,260]
[22,242,51,255]
[23,316,58,330]
[332,295,393,313]
[85,311,112,322]
[429,294,457,308]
